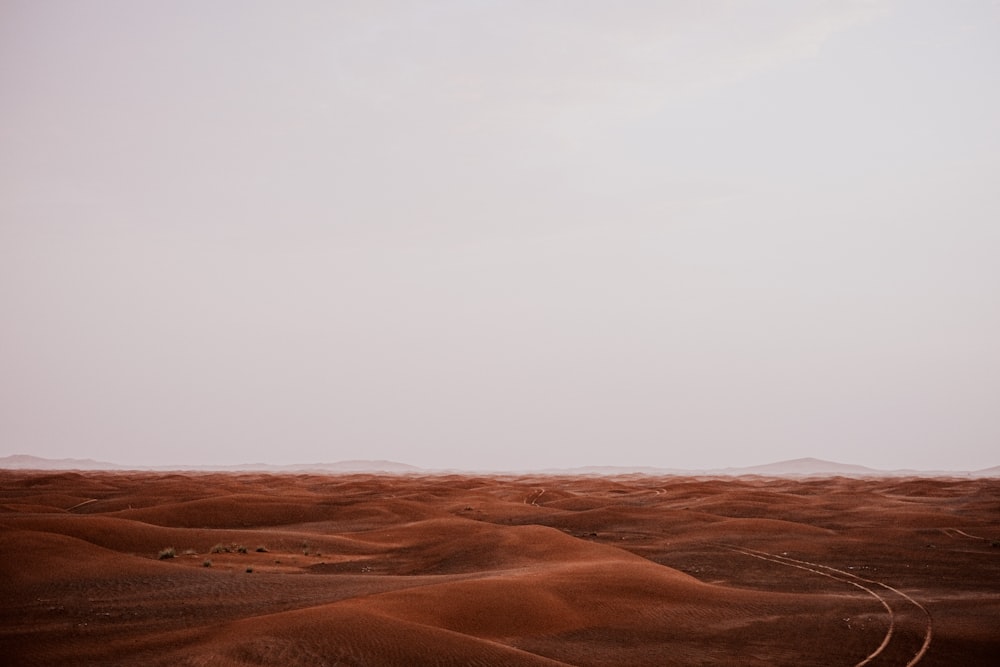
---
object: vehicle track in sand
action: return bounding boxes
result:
[723,545,932,667]
[940,527,990,542]
[524,488,545,506]
[66,498,99,512]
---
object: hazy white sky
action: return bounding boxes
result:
[2,1,998,471]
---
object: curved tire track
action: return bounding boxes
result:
[66,498,99,512]
[524,488,545,506]
[724,545,932,667]
[940,527,988,542]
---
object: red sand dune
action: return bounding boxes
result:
[1,471,998,665]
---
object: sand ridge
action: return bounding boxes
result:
[1,471,998,665]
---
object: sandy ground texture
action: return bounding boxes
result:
[1,471,998,666]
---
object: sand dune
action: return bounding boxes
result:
[2,471,998,665]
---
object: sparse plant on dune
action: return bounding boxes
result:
[203,560,212,567]
[236,545,248,554]
[210,544,231,554]
[158,547,176,560]
[255,546,268,553]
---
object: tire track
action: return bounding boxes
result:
[66,499,99,512]
[940,527,988,542]
[724,546,894,666]
[723,545,932,667]
[524,488,545,506]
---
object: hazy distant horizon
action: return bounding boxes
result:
[3,2,999,473]
[3,452,998,476]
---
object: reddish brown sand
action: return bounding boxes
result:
[1,471,997,666]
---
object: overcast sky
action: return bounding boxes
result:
[2,1,998,471]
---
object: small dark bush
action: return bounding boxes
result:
[158,547,176,560]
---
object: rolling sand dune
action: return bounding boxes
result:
[1,472,998,665]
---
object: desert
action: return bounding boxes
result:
[1,469,998,666]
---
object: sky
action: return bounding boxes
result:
[2,1,999,472]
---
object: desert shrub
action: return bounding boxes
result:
[183,548,197,556]
[245,567,253,573]
[203,560,212,567]
[236,545,248,554]
[210,544,230,554]
[158,547,176,560]
[255,546,268,553]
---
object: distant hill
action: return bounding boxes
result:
[0,454,124,470]
[533,457,992,478]
[1,454,994,477]
[715,457,883,477]
[0,455,420,474]
[537,465,691,476]
[242,460,423,474]
[525,458,892,477]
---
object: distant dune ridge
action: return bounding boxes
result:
[2,454,997,477]
[0,454,124,470]
[712,456,881,476]
[0,454,419,473]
